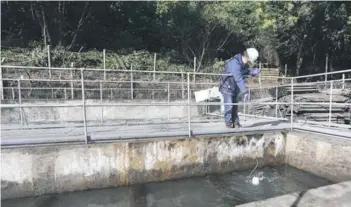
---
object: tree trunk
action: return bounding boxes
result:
[40,4,51,45]
[296,48,303,76]
[296,35,307,76]
[58,1,65,45]
[68,2,89,50]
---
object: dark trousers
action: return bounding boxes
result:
[221,91,239,126]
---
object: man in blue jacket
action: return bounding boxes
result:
[219,48,260,128]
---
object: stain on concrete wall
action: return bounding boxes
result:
[1,132,286,199]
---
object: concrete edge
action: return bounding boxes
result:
[1,128,289,148]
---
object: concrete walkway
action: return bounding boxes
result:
[1,116,350,146]
[1,116,290,146]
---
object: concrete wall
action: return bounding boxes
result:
[1,99,203,124]
[285,132,351,182]
[1,132,286,200]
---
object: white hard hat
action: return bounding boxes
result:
[246,48,259,63]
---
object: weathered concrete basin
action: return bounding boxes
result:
[1,132,285,200]
[1,129,351,204]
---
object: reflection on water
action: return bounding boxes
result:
[2,165,333,207]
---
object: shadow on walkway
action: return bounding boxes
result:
[246,120,287,128]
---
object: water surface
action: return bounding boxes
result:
[2,164,333,207]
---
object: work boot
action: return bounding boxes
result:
[226,123,234,128]
[234,122,242,128]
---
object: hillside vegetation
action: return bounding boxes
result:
[2,1,351,76]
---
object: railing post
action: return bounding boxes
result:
[18,79,23,129]
[181,71,185,99]
[243,101,246,122]
[325,55,328,86]
[187,72,192,137]
[81,68,89,144]
[342,73,345,90]
[103,49,106,81]
[328,81,333,127]
[153,53,156,81]
[100,81,103,125]
[248,89,251,114]
[12,88,15,100]
[259,62,262,98]
[130,64,133,100]
[70,64,74,99]
[275,86,278,117]
[290,78,294,130]
[64,88,67,100]
[193,57,196,83]
[48,45,51,79]
[167,82,170,121]
[0,66,3,100]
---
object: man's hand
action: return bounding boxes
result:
[243,93,249,103]
[250,68,261,77]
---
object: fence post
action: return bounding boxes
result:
[342,73,345,90]
[259,62,262,98]
[18,79,23,129]
[0,66,3,100]
[181,71,185,99]
[12,88,15,100]
[168,82,170,121]
[130,64,133,100]
[81,68,89,144]
[275,86,278,118]
[328,81,333,127]
[51,88,54,99]
[284,64,287,77]
[193,57,196,83]
[243,101,246,122]
[48,45,51,79]
[100,81,103,125]
[70,63,74,99]
[248,89,251,114]
[64,88,67,100]
[153,53,156,81]
[103,49,106,81]
[187,72,192,137]
[290,78,294,130]
[325,55,328,83]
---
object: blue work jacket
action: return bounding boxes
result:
[219,54,250,95]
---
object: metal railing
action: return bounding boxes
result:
[1,66,350,146]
